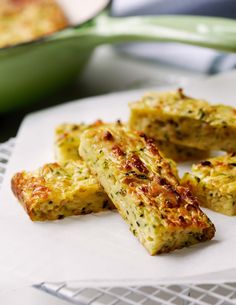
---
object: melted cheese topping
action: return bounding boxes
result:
[55,121,103,162]
[11,160,113,221]
[192,154,236,190]
[129,89,236,151]
[182,154,236,216]
[80,124,215,255]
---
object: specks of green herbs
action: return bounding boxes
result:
[195,176,201,183]
[76,168,83,174]
[164,133,169,141]
[103,159,109,170]
[135,174,148,180]
[118,188,127,196]
[222,121,228,128]
[198,108,206,120]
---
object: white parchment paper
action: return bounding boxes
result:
[1,71,236,288]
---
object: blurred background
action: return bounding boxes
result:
[1,0,236,142]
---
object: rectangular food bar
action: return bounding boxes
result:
[182,153,236,216]
[11,160,113,221]
[55,123,88,162]
[79,124,215,255]
[55,121,104,162]
[129,89,236,152]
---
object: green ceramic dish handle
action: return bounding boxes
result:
[56,12,236,53]
[2,12,236,112]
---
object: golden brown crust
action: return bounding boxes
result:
[182,153,236,216]
[11,161,114,221]
[129,89,236,152]
[80,124,215,255]
[11,170,52,219]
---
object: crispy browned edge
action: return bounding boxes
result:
[11,172,37,220]
[11,163,115,221]
[80,127,216,253]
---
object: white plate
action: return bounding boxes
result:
[1,71,236,289]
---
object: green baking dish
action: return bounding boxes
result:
[1,0,236,112]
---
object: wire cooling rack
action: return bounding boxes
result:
[0,138,15,184]
[1,139,236,305]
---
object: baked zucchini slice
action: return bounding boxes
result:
[182,153,236,216]
[129,89,236,152]
[0,0,68,48]
[11,160,113,221]
[55,121,103,162]
[79,124,215,255]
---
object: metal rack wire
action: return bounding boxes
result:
[1,139,236,305]
[37,282,236,305]
[0,138,15,184]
